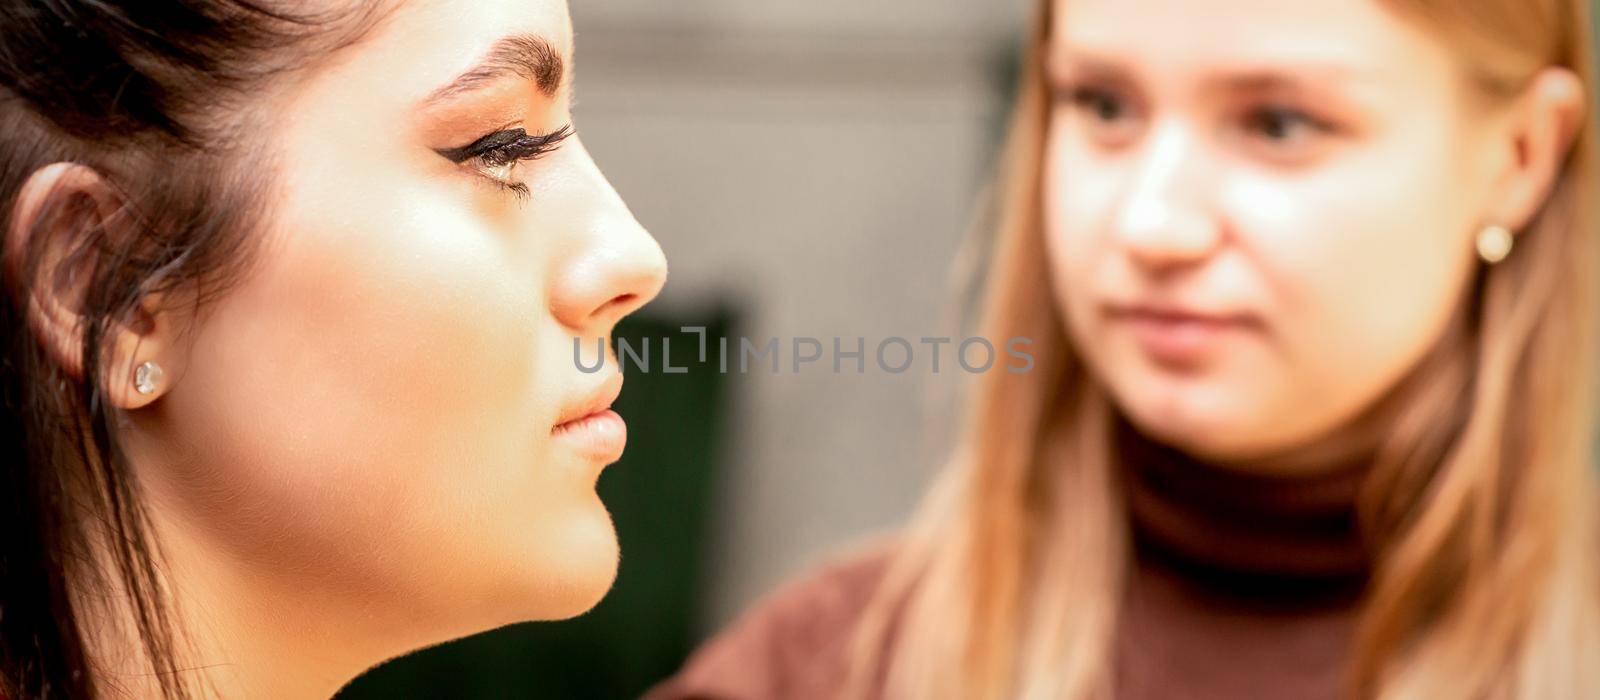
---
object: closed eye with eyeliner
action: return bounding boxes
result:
[435,123,575,197]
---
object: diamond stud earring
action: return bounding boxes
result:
[134,360,164,396]
[1477,224,1514,264]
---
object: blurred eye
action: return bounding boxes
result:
[1237,105,1338,161]
[1057,84,1144,148]
[1071,87,1127,122]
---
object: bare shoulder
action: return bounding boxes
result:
[644,539,897,700]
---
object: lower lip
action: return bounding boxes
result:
[1114,312,1253,365]
[552,409,627,463]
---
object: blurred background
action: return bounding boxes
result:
[338,0,1031,697]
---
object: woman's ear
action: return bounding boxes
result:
[4,162,175,410]
[1483,66,1588,232]
[101,293,177,410]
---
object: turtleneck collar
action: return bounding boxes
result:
[1114,411,1373,593]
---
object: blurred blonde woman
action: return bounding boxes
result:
[651,0,1600,698]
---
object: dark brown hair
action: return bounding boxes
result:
[0,2,384,697]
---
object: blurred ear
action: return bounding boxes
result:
[4,162,173,409]
[1483,66,1587,232]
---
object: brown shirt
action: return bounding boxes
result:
[649,415,1372,699]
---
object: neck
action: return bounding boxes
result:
[1114,410,1376,587]
[76,507,382,699]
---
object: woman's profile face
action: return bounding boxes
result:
[1043,0,1502,462]
[125,0,666,637]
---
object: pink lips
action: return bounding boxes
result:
[552,372,626,463]
[1106,304,1260,366]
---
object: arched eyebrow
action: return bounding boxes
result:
[422,33,567,106]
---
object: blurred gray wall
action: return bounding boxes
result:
[570,0,1031,632]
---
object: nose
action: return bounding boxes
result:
[1113,120,1222,272]
[549,145,668,336]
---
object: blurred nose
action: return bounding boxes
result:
[1112,120,1222,272]
[549,145,668,336]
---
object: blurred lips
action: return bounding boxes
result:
[552,371,626,463]
[1105,302,1261,366]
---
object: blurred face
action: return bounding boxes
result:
[128,0,666,641]
[1044,0,1497,462]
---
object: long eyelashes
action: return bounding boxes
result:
[435,124,575,198]
[435,124,573,164]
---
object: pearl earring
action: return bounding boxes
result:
[1476,224,1514,264]
[134,360,164,396]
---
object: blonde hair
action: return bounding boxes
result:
[846,0,1600,698]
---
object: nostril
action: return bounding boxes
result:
[596,293,638,320]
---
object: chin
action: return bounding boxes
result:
[507,504,622,621]
[542,541,620,620]
[1126,402,1306,464]
[1111,373,1263,458]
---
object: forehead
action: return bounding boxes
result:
[1048,0,1454,87]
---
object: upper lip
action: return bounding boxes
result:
[554,372,623,428]
[1107,301,1257,325]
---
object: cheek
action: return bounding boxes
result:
[1218,146,1477,438]
[1042,127,1119,329]
[152,182,598,612]
[1041,128,1144,406]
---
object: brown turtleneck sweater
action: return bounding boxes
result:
[646,414,1372,699]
